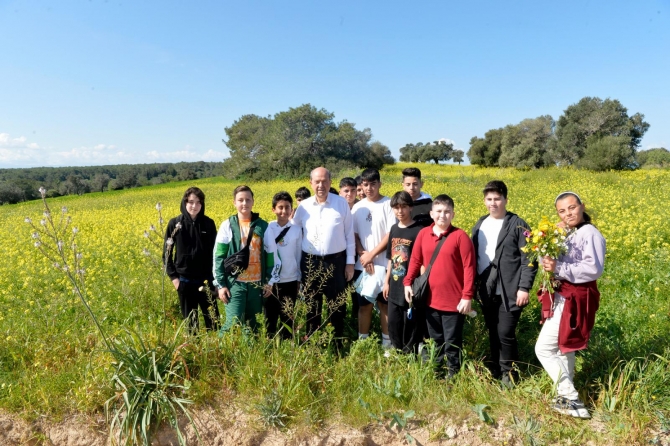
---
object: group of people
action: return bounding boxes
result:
[163,167,605,419]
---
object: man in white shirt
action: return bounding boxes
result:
[353,168,397,347]
[292,167,355,339]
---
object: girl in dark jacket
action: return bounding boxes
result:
[471,181,537,385]
[164,187,219,333]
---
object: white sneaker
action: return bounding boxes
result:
[553,397,591,419]
[382,339,392,357]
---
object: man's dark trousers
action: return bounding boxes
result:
[300,251,347,338]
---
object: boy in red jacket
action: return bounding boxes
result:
[403,194,476,377]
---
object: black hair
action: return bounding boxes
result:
[233,185,253,199]
[360,168,381,183]
[482,180,508,199]
[295,186,311,200]
[355,175,363,186]
[339,177,357,189]
[432,194,454,209]
[272,191,293,208]
[329,187,338,194]
[182,186,205,205]
[390,191,414,208]
[555,192,592,223]
[402,167,422,180]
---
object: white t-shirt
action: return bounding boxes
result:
[477,216,505,295]
[265,221,302,283]
[352,196,397,271]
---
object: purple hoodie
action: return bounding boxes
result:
[555,224,606,284]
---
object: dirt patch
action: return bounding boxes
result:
[0,407,519,446]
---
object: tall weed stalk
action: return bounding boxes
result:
[25,190,196,445]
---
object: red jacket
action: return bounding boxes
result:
[538,280,600,353]
[403,224,476,312]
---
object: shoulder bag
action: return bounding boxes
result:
[223,220,256,278]
[411,229,452,308]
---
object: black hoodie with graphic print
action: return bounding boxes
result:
[163,198,218,284]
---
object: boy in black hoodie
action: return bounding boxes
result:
[164,187,220,333]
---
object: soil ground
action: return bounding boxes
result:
[0,405,530,446]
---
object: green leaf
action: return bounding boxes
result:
[473,404,494,424]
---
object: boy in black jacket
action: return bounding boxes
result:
[471,181,537,385]
[164,187,220,333]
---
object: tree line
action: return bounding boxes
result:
[4,97,664,205]
[0,162,224,205]
[467,96,656,171]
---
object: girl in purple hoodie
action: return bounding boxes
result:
[536,192,606,420]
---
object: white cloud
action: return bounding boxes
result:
[0,133,227,168]
[0,132,39,149]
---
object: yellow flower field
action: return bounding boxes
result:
[0,164,668,442]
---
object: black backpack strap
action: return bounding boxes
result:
[424,228,453,276]
[274,226,291,244]
[230,216,255,250]
[243,221,255,248]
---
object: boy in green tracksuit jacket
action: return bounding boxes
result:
[213,185,280,333]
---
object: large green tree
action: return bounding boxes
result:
[467,128,504,167]
[554,97,650,167]
[498,115,556,169]
[222,104,393,179]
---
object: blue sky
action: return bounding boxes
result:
[1,0,668,168]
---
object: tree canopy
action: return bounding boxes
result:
[554,97,649,168]
[222,104,394,179]
[468,96,650,171]
[398,140,455,164]
[498,115,555,169]
[637,147,670,167]
[468,128,504,167]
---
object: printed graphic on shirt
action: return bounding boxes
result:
[277,231,289,247]
[238,223,262,282]
[390,237,413,281]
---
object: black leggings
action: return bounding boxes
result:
[177,281,220,333]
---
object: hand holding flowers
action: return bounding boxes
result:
[520,216,573,294]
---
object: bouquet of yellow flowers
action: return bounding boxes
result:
[521,216,572,294]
